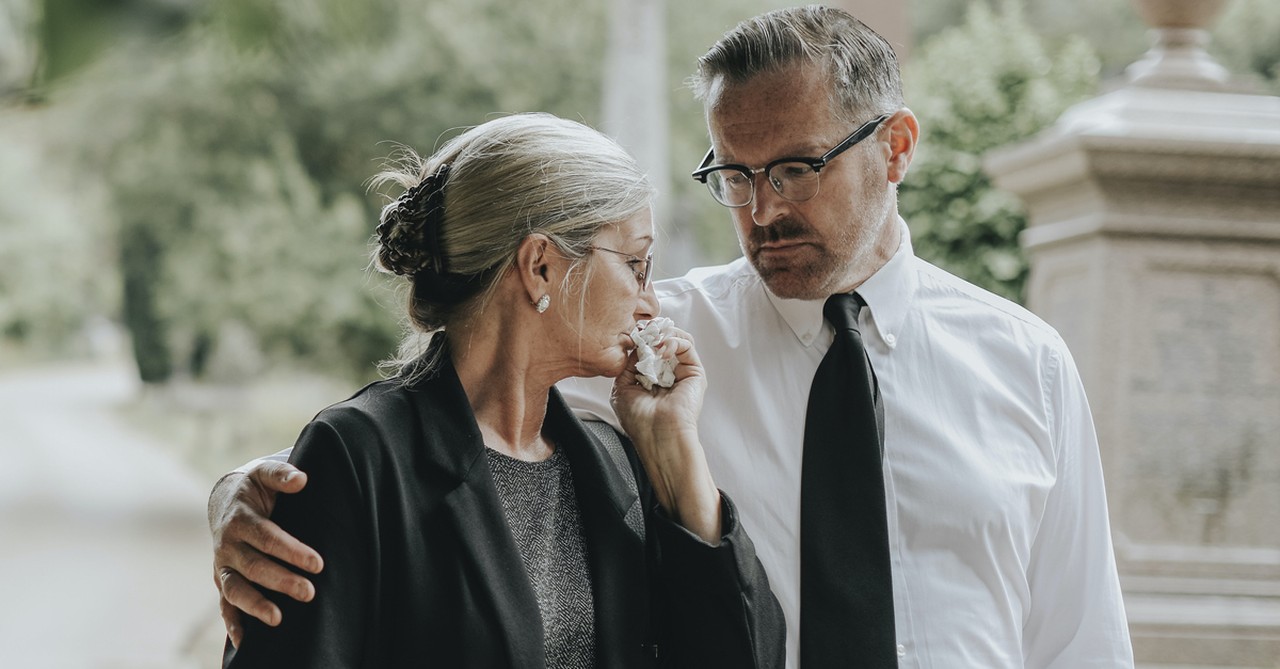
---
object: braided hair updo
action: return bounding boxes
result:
[375,166,451,278]
[371,113,654,373]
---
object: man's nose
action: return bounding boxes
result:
[750,174,789,227]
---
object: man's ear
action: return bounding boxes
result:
[884,108,919,184]
[514,233,557,305]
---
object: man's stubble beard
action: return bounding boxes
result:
[747,175,894,301]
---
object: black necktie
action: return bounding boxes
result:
[800,292,896,666]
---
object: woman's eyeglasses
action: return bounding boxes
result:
[590,246,653,289]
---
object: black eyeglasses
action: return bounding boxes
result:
[590,246,653,289]
[691,113,892,208]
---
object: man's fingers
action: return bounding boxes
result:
[241,515,324,575]
[226,533,318,602]
[219,595,245,648]
[210,461,321,634]
[220,567,284,627]
[221,463,322,575]
[247,461,308,494]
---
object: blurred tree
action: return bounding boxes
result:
[118,219,171,381]
[899,1,1100,302]
[1213,0,1280,93]
[26,0,191,92]
[0,114,115,356]
[1,0,39,96]
[0,0,176,361]
[44,0,610,383]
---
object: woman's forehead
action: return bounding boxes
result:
[599,209,654,243]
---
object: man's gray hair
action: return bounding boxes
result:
[690,5,904,123]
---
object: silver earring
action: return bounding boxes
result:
[535,294,550,313]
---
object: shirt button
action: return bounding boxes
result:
[897,644,906,657]
[885,333,898,347]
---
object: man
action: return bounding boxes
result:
[209,7,1133,667]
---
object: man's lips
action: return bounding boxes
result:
[755,240,810,255]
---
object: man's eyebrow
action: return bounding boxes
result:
[711,144,828,166]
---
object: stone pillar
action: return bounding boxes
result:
[600,0,694,275]
[985,1,1280,666]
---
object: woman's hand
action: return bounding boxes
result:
[612,326,705,441]
[611,327,722,543]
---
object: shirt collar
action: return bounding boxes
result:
[762,217,917,349]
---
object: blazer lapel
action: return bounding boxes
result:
[409,359,546,668]
[546,391,652,667]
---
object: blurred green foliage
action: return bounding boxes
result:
[33,0,187,88]
[900,2,1100,302]
[20,0,612,382]
[1213,0,1280,93]
[3,0,1277,381]
[0,120,115,355]
[913,0,1280,93]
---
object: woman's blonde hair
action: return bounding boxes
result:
[370,113,654,375]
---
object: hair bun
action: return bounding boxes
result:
[376,198,435,276]
[375,164,452,277]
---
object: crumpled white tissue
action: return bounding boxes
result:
[629,317,677,390]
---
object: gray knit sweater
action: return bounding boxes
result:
[485,447,596,669]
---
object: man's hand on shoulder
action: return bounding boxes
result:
[208,461,324,648]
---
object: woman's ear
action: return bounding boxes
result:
[884,108,919,185]
[514,233,558,306]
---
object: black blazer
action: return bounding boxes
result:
[223,358,785,668]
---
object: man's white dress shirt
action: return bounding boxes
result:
[558,220,1133,668]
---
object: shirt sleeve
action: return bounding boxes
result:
[222,419,373,669]
[231,448,293,474]
[1023,346,1134,667]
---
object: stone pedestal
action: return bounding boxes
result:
[987,41,1280,669]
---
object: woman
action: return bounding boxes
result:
[222,113,784,668]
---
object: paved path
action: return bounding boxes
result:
[0,360,223,669]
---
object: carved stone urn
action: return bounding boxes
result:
[1126,0,1232,89]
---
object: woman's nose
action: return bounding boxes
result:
[635,280,660,320]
